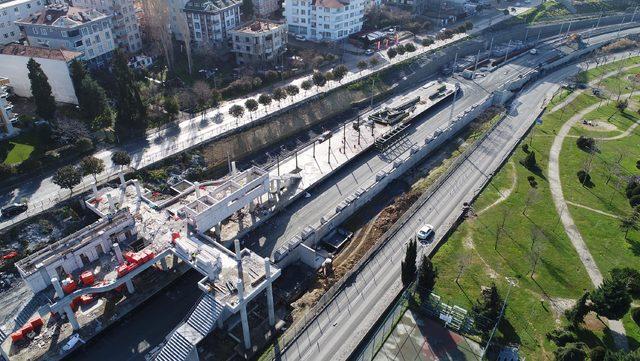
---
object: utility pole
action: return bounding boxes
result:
[327,136,331,164]
[370,77,375,108]
[357,115,361,145]
[448,83,460,124]
[631,6,638,23]
[313,141,316,158]
[565,21,572,38]
[558,22,564,37]
[536,28,542,44]
[473,49,481,78]
[504,40,512,64]
[342,123,346,153]
[452,52,458,74]
[487,37,494,53]
[523,27,529,44]
[616,15,626,39]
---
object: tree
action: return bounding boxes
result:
[79,156,105,182]
[27,58,56,120]
[464,21,474,30]
[244,98,258,118]
[332,65,348,83]
[396,45,406,56]
[312,72,326,89]
[229,104,245,124]
[258,93,272,112]
[617,99,628,112]
[416,254,437,294]
[387,47,397,59]
[79,77,113,125]
[324,71,334,82]
[111,151,131,169]
[164,96,180,120]
[564,292,590,328]
[400,239,417,287]
[241,0,254,17]
[472,283,502,337]
[272,87,287,106]
[192,80,211,113]
[619,210,639,239]
[405,42,417,52]
[52,165,82,194]
[69,59,88,93]
[211,89,222,112]
[265,70,278,83]
[554,342,587,361]
[75,137,94,152]
[112,50,147,138]
[285,84,300,101]
[357,60,368,73]
[576,135,596,152]
[521,150,537,169]
[140,0,174,70]
[301,80,313,95]
[591,276,632,320]
[611,267,640,297]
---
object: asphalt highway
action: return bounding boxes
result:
[277,28,640,361]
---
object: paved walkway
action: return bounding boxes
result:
[566,201,620,219]
[547,88,630,350]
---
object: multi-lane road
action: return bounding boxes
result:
[276,28,640,361]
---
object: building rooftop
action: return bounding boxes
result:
[0,44,82,62]
[16,3,108,27]
[230,20,285,35]
[313,0,349,9]
[184,0,241,12]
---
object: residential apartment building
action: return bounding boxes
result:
[184,0,241,48]
[284,0,365,42]
[72,0,142,53]
[254,0,279,17]
[15,4,116,66]
[168,0,189,41]
[0,0,44,45]
[0,78,17,138]
[230,20,287,66]
[0,44,81,103]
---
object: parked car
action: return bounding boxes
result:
[529,48,538,55]
[416,224,435,242]
[294,34,306,41]
[365,49,375,56]
[1,203,28,218]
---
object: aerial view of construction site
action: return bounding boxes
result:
[1,0,640,360]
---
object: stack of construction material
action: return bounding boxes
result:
[61,278,77,294]
[10,317,44,343]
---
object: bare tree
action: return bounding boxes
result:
[455,252,471,285]
[192,80,211,116]
[177,11,193,75]
[528,226,546,278]
[523,188,539,216]
[495,207,508,250]
[140,0,174,70]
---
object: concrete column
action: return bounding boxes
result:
[118,170,126,187]
[216,316,224,329]
[194,182,201,197]
[237,279,251,350]
[51,277,65,299]
[91,182,98,198]
[159,256,169,271]
[134,180,142,199]
[113,243,124,264]
[234,239,242,262]
[231,161,237,175]
[249,200,256,212]
[126,279,135,293]
[264,258,275,327]
[64,304,80,331]
[214,223,221,236]
[106,193,116,213]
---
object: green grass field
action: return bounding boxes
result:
[0,132,42,165]
[431,60,640,359]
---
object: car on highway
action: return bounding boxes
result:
[1,203,28,218]
[317,131,333,143]
[416,224,434,242]
[529,48,538,55]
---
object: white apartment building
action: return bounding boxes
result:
[167,0,189,41]
[0,78,17,138]
[15,4,116,66]
[184,0,241,48]
[72,0,142,53]
[284,0,365,42]
[0,0,44,45]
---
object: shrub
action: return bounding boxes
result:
[577,170,591,186]
[631,195,640,208]
[421,37,435,47]
[527,175,538,188]
[522,143,529,153]
[404,43,416,52]
[396,45,406,55]
[520,150,537,169]
[610,268,640,297]
[546,328,577,347]
[633,307,640,326]
[0,163,15,178]
[75,137,94,152]
[589,346,606,361]
[576,135,596,152]
[387,47,397,58]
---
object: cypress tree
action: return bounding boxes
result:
[417,254,437,294]
[112,50,147,138]
[401,239,417,287]
[27,58,56,120]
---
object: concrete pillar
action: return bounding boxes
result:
[249,200,256,212]
[234,239,242,262]
[118,170,126,187]
[237,279,251,350]
[113,243,124,264]
[51,277,65,299]
[159,256,169,271]
[214,223,221,236]
[194,182,201,197]
[264,258,275,327]
[106,193,116,213]
[217,317,224,329]
[91,182,98,198]
[64,304,80,331]
[231,161,237,175]
[126,279,135,293]
[134,180,142,199]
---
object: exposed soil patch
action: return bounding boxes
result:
[576,120,619,132]
[584,312,607,332]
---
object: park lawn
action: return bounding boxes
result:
[622,308,640,350]
[432,93,605,359]
[575,56,640,84]
[470,160,516,212]
[568,100,639,138]
[0,131,43,165]
[598,67,640,96]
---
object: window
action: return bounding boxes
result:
[88,48,94,57]
[61,31,67,37]
[86,37,91,46]
[74,39,83,47]
[95,34,100,42]
[32,27,38,34]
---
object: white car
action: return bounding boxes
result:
[294,34,306,41]
[416,224,435,241]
